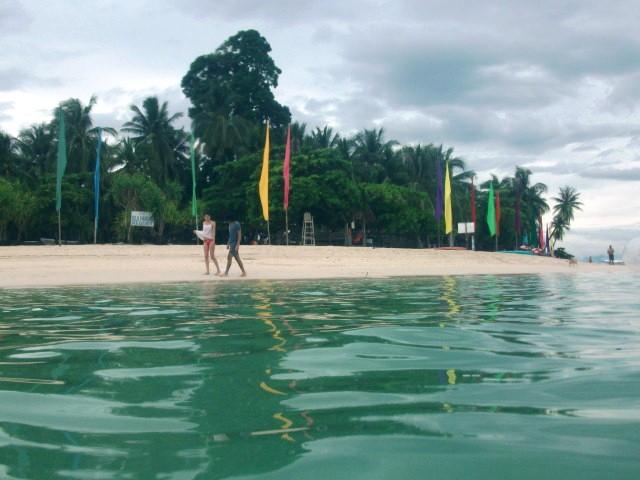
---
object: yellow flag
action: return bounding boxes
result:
[259,121,270,221]
[444,161,453,234]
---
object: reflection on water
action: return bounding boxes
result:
[1,274,639,479]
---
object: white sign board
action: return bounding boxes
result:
[457,222,475,234]
[131,211,154,228]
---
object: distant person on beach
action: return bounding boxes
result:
[607,245,615,265]
[224,220,247,277]
[193,214,221,275]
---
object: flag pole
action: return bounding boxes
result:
[267,220,271,245]
[285,209,289,245]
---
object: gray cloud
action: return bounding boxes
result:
[0,1,30,33]
[0,67,62,91]
[580,166,640,181]
[176,0,357,24]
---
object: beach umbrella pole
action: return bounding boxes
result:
[94,218,97,244]
[58,211,62,246]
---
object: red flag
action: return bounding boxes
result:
[495,191,501,236]
[283,125,291,210]
[470,179,476,227]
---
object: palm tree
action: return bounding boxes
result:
[550,186,582,248]
[54,96,116,173]
[352,128,398,183]
[289,121,307,153]
[0,130,18,178]
[509,166,548,247]
[122,96,185,186]
[16,123,54,181]
[308,126,339,149]
[193,108,250,164]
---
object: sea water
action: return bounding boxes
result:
[0,274,638,479]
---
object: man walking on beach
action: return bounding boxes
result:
[224,219,247,277]
[607,245,615,265]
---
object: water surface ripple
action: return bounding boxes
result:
[1,274,639,479]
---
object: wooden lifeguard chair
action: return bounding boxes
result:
[302,212,316,246]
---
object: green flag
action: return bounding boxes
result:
[487,181,496,237]
[55,110,67,212]
[190,134,197,217]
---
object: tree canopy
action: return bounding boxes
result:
[0,29,581,252]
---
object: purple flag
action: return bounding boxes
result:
[435,158,443,221]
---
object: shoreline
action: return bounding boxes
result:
[0,244,624,290]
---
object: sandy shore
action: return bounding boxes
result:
[0,244,622,289]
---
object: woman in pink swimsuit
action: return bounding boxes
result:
[194,214,221,275]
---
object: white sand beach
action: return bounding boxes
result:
[0,244,620,289]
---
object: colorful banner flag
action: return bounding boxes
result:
[444,162,453,234]
[190,134,197,218]
[496,190,501,236]
[487,181,496,237]
[470,178,476,228]
[435,157,443,221]
[94,128,102,225]
[259,121,270,221]
[283,125,291,210]
[55,110,67,212]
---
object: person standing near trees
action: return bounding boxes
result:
[193,214,221,275]
[607,245,615,265]
[224,219,247,277]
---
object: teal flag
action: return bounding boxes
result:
[190,135,197,217]
[487,181,496,237]
[94,128,102,224]
[55,111,67,212]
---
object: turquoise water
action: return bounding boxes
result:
[0,274,639,479]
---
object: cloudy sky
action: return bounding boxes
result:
[1,0,639,257]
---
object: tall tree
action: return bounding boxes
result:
[16,124,54,182]
[308,126,339,149]
[54,97,116,173]
[352,128,398,183]
[182,29,291,145]
[0,130,18,178]
[550,186,582,248]
[122,96,186,186]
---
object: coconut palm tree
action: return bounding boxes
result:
[352,128,398,183]
[54,96,117,173]
[0,130,18,179]
[550,186,582,248]
[308,126,339,149]
[16,123,54,181]
[122,96,185,186]
[289,121,307,154]
[193,108,250,164]
[509,166,548,247]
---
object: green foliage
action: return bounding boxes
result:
[0,29,582,250]
[362,182,434,238]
